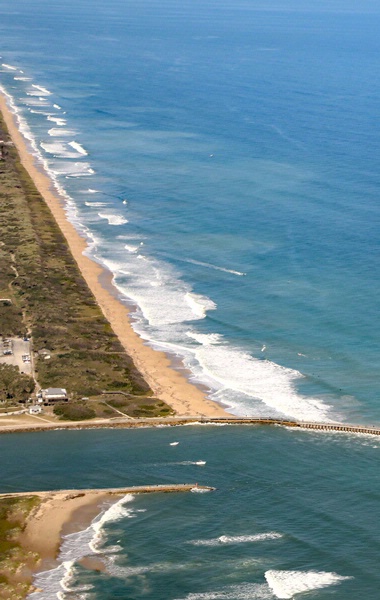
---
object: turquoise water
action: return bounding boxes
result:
[1,426,380,599]
[1,1,380,597]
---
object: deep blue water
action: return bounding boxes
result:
[1,1,380,598]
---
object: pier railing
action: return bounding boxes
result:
[194,417,380,436]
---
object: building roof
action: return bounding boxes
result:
[43,388,67,396]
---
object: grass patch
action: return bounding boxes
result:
[53,402,96,421]
[99,393,175,418]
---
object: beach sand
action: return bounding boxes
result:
[2,484,209,588]
[0,490,117,597]
[0,92,228,419]
[20,491,113,563]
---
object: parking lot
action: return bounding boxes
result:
[0,337,32,375]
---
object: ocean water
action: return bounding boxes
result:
[1,0,380,423]
[1,1,380,598]
[1,426,380,599]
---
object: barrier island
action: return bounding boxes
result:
[0,94,227,420]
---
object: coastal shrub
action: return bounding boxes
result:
[53,403,96,421]
[0,364,35,403]
[106,396,130,408]
[0,496,40,591]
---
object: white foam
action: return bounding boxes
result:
[175,583,274,600]
[14,76,32,81]
[187,332,223,346]
[265,570,352,599]
[28,564,67,599]
[31,84,51,95]
[2,63,17,70]
[94,235,333,420]
[185,292,217,319]
[27,560,89,600]
[28,494,137,597]
[180,257,246,277]
[185,341,333,422]
[106,559,190,580]
[165,460,208,466]
[87,188,99,193]
[47,115,67,126]
[189,532,282,547]
[98,213,128,226]
[48,128,77,137]
[26,90,47,97]
[40,141,83,159]
[85,201,109,207]
[28,495,146,597]
[124,244,139,253]
[69,140,88,155]
[59,561,77,592]
[108,249,218,325]
[22,96,49,106]
[52,161,94,177]
[89,494,136,554]
[29,109,54,115]
[53,103,62,109]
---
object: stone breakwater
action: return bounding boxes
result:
[0,484,215,499]
[1,416,380,436]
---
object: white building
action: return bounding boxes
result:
[39,388,68,404]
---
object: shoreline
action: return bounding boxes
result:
[0,491,112,599]
[0,91,228,419]
[2,485,211,596]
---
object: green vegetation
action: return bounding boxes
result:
[53,394,175,420]
[0,114,173,417]
[101,393,174,417]
[0,495,40,600]
[53,402,96,421]
[0,364,34,403]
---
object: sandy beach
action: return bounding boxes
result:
[18,490,112,562]
[0,489,113,598]
[0,92,228,419]
[0,483,210,596]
